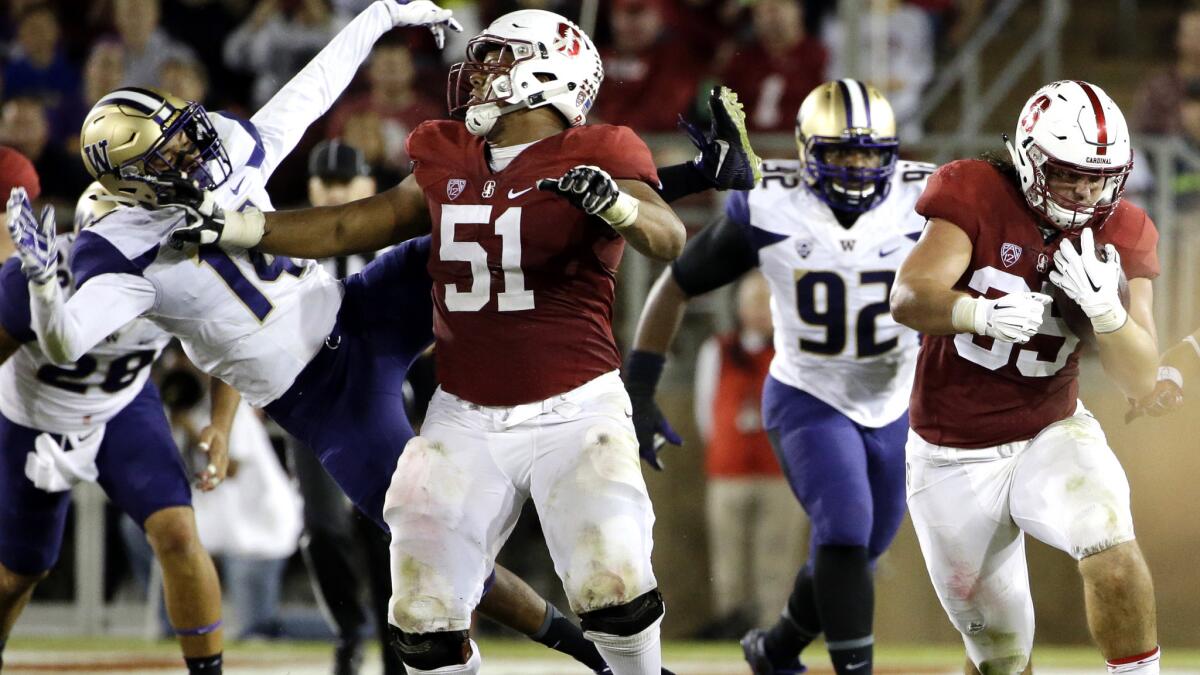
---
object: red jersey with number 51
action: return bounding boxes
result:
[909,159,1159,448]
[406,120,660,406]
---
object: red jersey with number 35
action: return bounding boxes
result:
[406,120,660,406]
[909,159,1159,448]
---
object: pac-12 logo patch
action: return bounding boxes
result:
[796,239,813,259]
[446,178,466,200]
[1001,242,1023,268]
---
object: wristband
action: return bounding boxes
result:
[951,296,982,335]
[598,191,640,230]
[223,208,266,248]
[1090,304,1128,335]
[623,349,666,392]
[1158,366,1183,389]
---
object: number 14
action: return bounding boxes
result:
[440,205,534,312]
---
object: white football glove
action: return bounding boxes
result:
[6,187,58,286]
[383,0,463,49]
[1049,227,1127,334]
[952,291,1052,344]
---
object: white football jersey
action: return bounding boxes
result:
[0,239,171,433]
[746,159,933,427]
[23,2,404,408]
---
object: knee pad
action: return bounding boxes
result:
[579,588,664,637]
[388,626,470,670]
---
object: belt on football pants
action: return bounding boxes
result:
[911,440,1024,467]
[443,370,624,429]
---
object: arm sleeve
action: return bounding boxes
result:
[655,161,714,203]
[669,195,759,297]
[30,274,156,365]
[0,259,35,343]
[249,1,397,179]
[693,337,721,443]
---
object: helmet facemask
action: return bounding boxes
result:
[1022,142,1131,230]
[447,36,538,118]
[126,101,231,192]
[801,133,899,213]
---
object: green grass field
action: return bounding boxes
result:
[4,637,1198,673]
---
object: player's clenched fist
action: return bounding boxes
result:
[952,291,1052,344]
[538,165,640,230]
[6,187,58,286]
[383,0,463,49]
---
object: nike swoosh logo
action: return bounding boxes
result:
[880,246,901,257]
[714,139,730,171]
[1084,268,1102,293]
[508,187,533,199]
[230,177,246,195]
[845,661,869,671]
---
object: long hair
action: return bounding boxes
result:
[980,148,1023,192]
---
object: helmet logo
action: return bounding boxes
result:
[1020,95,1051,133]
[447,178,466,200]
[84,139,114,174]
[554,22,582,57]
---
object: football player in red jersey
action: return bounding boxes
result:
[890,81,1162,675]
[162,10,698,675]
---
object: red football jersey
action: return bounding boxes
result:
[909,159,1160,448]
[406,121,660,406]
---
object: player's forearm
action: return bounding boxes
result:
[208,378,241,435]
[632,270,690,355]
[619,206,685,261]
[890,279,968,335]
[1096,320,1160,399]
[29,282,94,364]
[260,188,426,258]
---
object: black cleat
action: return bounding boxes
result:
[741,628,807,675]
[680,86,763,191]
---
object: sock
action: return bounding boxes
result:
[185,653,223,674]
[585,616,663,675]
[1107,647,1160,674]
[0,635,6,669]
[813,545,874,675]
[764,565,821,664]
[530,601,609,672]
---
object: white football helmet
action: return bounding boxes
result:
[447,9,603,137]
[1006,80,1133,230]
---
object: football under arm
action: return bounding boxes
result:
[1095,277,1159,399]
[613,179,686,261]
[29,274,157,365]
[890,217,975,334]
[257,174,431,258]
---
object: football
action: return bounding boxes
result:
[1047,244,1131,344]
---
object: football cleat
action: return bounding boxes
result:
[680,86,763,191]
[741,628,807,675]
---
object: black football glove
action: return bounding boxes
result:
[623,350,682,471]
[678,86,763,191]
[538,165,620,215]
[147,172,265,249]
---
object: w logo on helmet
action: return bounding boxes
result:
[554,22,582,56]
[84,139,114,174]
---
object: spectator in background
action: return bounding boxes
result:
[693,271,806,639]
[0,146,41,260]
[326,40,441,180]
[223,0,345,109]
[3,3,84,139]
[113,0,196,88]
[821,0,933,139]
[82,41,125,106]
[0,97,90,204]
[159,57,209,107]
[1133,2,1200,135]
[590,0,703,131]
[720,0,827,133]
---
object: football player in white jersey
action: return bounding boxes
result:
[628,80,931,675]
[0,186,235,674]
[6,4,695,673]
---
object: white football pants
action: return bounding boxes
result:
[906,402,1135,674]
[383,370,658,634]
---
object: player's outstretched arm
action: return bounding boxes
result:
[1132,328,1200,418]
[169,174,431,258]
[613,180,686,261]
